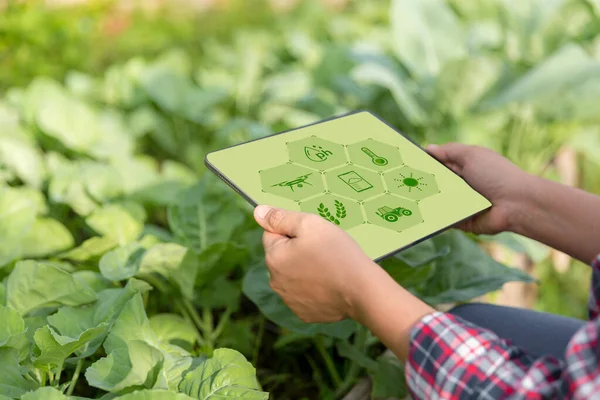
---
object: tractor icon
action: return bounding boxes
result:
[375,206,412,222]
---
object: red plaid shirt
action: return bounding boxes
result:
[406,255,600,399]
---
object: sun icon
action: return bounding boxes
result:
[394,172,427,192]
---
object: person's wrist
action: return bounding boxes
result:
[506,173,542,234]
[344,262,389,323]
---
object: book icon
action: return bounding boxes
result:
[337,171,373,192]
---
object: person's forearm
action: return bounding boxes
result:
[510,175,600,264]
[349,266,434,361]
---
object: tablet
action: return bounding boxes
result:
[205,111,491,261]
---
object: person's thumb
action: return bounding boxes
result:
[254,205,303,237]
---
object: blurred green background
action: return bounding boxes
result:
[2,0,600,397]
[3,0,598,332]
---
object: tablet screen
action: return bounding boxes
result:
[206,111,491,261]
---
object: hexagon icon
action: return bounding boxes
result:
[363,194,423,233]
[287,136,347,170]
[347,138,403,171]
[260,163,325,201]
[324,165,383,202]
[383,166,440,201]
[300,194,364,230]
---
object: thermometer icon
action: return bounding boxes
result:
[361,147,388,166]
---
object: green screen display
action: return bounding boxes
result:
[206,111,491,261]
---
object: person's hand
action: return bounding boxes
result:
[253,205,381,323]
[253,205,436,361]
[427,143,536,235]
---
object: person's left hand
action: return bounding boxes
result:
[253,205,380,323]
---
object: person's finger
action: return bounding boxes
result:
[262,230,287,251]
[426,143,471,166]
[254,205,304,237]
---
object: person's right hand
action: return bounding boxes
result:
[426,143,536,235]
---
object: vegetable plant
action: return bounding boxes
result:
[3,0,600,398]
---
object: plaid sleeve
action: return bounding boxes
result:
[587,255,600,319]
[406,311,600,399]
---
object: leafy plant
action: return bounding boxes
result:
[3,0,598,398]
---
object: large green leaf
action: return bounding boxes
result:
[484,44,600,109]
[86,294,192,392]
[33,323,108,372]
[137,243,198,299]
[0,186,37,265]
[100,243,146,281]
[59,236,117,262]
[6,260,97,315]
[47,280,145,358]
[0,348,38,398]
[86,341,164,392]
[390,0,465,79]
[352,62,426,125]
[167,180,245,253]
[149,314,197,350]
[369,352,407,399]
[115,389,194,400]
[86,205,144,245]
[0,305,28,360]
[242,264,357,339]
[0,135,45,189]
[21,387,71,400]
[179,349,268,400]
[19,218,74,258]
[413,231,535,304]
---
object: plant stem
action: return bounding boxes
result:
[177,299,206,347]
[334,325,369,398]
[252,315,265,367]
[55,368,62,385]
[315,336,342,389]
[203,307,213,337]
[40,370,47,387]
[66,360,83,396]
[211,305,234,341]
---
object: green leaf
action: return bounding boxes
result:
[21,387,70,400]
[336,340,378,371]
[0,305,28,360]
[149,314,197,349]
[137,243,198,299]
[100,243,146,281]
[179,349,268,400]
[242,264,357,339]
[59,236,118,262]
[167,180,245,253]
[484,43,600,108]
[393,238,451,268]
[85,341,164,392]
[47,280,144,358]
[19,218,74,258]
[33,323,108,372]
[390,0,465,79]
[370,352,407,399]
[415,231,535,304]
[86,293,192,392]
[86,205,144,245]
[116,390,194,400]
[6,260,97,315]
[0,348,38,398]
[0,186,37,265]
[0,135,45,189]
[352,62,426,125]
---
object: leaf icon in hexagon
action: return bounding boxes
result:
[299,194,364,230]
[363,194,423,233]
[260,163,325,201]
[287,137,347,170]
[383,166,440,201]
[347,138,403,171]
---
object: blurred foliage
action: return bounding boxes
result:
[1,0,600,398]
